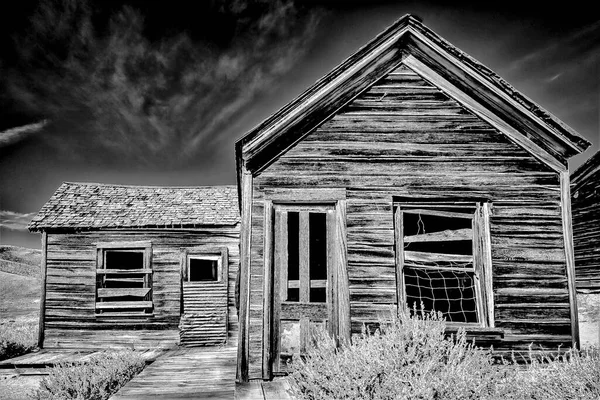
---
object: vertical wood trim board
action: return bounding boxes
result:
[335,200,351,344]
[482,203,495,327]
[237,170,253,382]
[560,171,580,349]
[394,207,406,310]
[261,201,273,379]
[38,231,48,348]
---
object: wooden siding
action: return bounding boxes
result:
[572,153,600,291]
[42,227,239,350]
[245,63,571,378]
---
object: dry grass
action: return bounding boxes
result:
[33,350,146,400]
[0,316,38,361]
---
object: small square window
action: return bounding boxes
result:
[187,255,220,282]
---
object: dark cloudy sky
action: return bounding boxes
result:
[1,0,598,249]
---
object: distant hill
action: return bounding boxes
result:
[0,245,41,277]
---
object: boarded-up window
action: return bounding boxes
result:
[95,242,152,317]
[395,203,493,326]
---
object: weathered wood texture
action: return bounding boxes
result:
[571,151,600,292]
[244,64,572,379]
[180,283,228,346]
[112,343,237,399]
[42,227,239,350]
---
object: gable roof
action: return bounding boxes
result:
[28,182,239,232]
[235,14,591,186]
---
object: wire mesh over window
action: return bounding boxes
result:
[404,266,478,323]
[399,205,481,324]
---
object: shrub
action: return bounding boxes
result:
[0,317,37,361]
[287,306,514,400]
[34,350,146,400]
[506,348,600,400]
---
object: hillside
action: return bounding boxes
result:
[0,245,41,277]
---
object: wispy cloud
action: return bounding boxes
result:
[508,19,600,81]
[0,120,48,147]
[0,210,36,231]
[4,0,322,165]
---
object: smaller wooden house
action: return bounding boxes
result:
[28,182,240,350]
[572,151,600,291]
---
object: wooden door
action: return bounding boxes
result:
[272,204,336,373]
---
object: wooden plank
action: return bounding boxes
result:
[237,170,253,383]
[281,302,328,320]
[299,212,310,303]
[97,288,151,298]
[404,251,472,263]
[402,209,473,219]
[288,279,326,289]
[404,228,472,243]
[96,301,153,310]
[560,171,579,348]
[97,269,152,274]
[39,231,48,348]
[95,241,152,249]
[395,206,405,309]
[262,200,273,380]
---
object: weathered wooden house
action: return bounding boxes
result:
[28,182,240,350]
[234,15,591,381]
[572,151,600,292]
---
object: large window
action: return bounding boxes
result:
[395,202,493,326]
[95,242,152,317]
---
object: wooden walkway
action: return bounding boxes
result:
[111,344,237,399]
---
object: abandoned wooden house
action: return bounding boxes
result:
[572,151,600,292]
[234,14,591,381]
[28,182,240,350]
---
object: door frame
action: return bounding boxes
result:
[261,189,350,379]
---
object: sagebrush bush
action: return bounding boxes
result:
[34,350,146,400]
[0,318,37,361]
[287,306,513,400]
[287,307,600,400]
[506,348,600,400]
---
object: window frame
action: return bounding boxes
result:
[186,254,222,282]
[181,247,228,283]
[394,201,494,328]
[95,241,153,317]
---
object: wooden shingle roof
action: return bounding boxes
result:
[28,182,239,231]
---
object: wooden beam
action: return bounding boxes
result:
[38,231,48,348]
[404,228,472,243]
[236,169,253,383]
[299,212,310,303]
[560,171,580,349]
